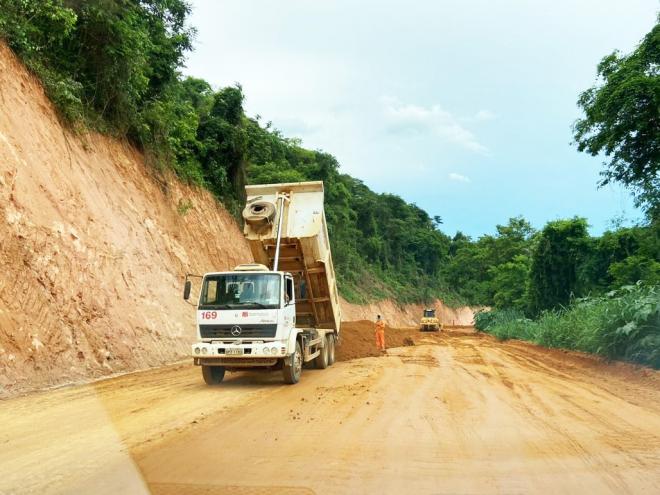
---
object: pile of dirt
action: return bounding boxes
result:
[336,321,440,361]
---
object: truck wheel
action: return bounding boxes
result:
[202,365,225,385]
[315,336,329,369]
[327,334,336,365]
[283,341,302,384]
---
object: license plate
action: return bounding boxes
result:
[226,348,244,355]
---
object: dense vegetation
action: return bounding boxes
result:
[472,17,660,367]
[441,216,659,312]
[574,18,659,215]
[0,1,658,365]
[0,0,456,303]
[475,285,660,368]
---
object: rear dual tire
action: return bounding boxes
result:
[315,336,329,369]
[316,334,336,368]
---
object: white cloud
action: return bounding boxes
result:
[448,172,471,183]
[382,97,488,154]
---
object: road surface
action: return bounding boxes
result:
[1,329,659,494]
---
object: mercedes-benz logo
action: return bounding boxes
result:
[230,325,242,337]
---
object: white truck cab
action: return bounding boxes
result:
[184,182,341,385]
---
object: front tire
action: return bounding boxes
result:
[202,365,225,385]
[283,341,303,384]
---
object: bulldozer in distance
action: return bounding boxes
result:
[420,308,442,332]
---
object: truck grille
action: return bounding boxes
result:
[199,324,277,339]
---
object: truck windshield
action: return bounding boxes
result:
[199,273,281,310]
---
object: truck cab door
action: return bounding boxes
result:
[283,275,296,329]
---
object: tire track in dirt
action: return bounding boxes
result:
[0,327,659,494]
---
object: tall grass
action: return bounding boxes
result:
[474,284,660,368]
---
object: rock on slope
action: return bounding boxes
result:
[0,44,252,397]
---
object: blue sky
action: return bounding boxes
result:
[183,0,658,238]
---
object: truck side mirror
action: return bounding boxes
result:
[183,280,192,300]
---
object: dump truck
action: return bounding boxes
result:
[183,181,342,385]
[420,308,441,332]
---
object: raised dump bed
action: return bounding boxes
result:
[242,181,341,332]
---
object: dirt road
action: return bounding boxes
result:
[1,327,659,495]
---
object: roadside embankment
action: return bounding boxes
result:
[0,43,252,397]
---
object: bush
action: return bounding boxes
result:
[477,284,660,368]
[474,308,533,340]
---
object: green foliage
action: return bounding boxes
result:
[489,255,531,310]
[608,255,660,286]
[197,85,249,212]
[0,0,461,304]
[137,79,205,183]
[574,17,660,213]
[453,214,658,317]
[477,285,660,368]
[176,198,193,216]
[0,0,83,120]
[2,1,657,310]
[0,0,194,135]
[474,308,530,334]
[441,217,534,309]
[527,218,591,315]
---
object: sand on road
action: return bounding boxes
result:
[1,326,659,495]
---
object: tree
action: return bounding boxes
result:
[608,255,660,286]
[490,255,530,310]
[527,218,591,315]
[197,85,248,207]
[573,17,660,213]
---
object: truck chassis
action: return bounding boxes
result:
[193,328,337,384]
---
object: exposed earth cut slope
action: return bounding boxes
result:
[0,44,252,396]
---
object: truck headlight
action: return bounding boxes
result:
[263,347,270,355]
[271,347,278,355]
[194,347,200,355]
[201,347,208,354]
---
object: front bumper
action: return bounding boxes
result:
[192,341,288,360]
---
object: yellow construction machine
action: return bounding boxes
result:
[420,308,442,332]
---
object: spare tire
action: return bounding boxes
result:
[242,200,277,228]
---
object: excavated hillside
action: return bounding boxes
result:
[0,44,475,398]
[340,297,474,327]
[0,44,253,397]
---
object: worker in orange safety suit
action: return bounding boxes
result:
[375,314,386,353]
